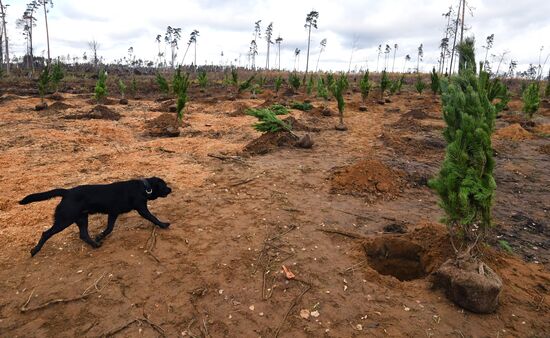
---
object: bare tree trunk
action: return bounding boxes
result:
[0,0,8,75]
[315,49,322,72]
[304,25,311,81]
[181,43,191,65]
[449,0,462,75]
[194,41,197,69]
[278,44,281,70]
[29,18,34,73]
[460,0,466,45]
[392,48,397,72]
[43,2,51,67]
[266,41,270,69]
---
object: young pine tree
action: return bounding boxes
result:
[522,83,540,119]
[430,67,440,95]
[429,41,497,251]
[94,69,108,102]
[379,70,390,99]
[359,70,371,103]
[331,74,348,131]
[415,76,426,94]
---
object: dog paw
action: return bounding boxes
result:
[30,247,38,257]
[158,222,170,229]
[94,235,104,243]
[91,241,102,248]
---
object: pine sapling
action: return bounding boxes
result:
[51,62,64,93]
[38,66,51,104]
[359,71,371,103]
[156,73,169,95]
[380,70,390,99]
[430,67,440,95]
[289,72,300,92]
[197,70,208,91]
[331,74,348,131]
[246,107,292,133]
[94,69,108,103]
[118,79,127,99]
[173,68,190,122]
[415,76,426,94]
[306,76,314,96]
[274,76,283,95]
[522,83,540,119]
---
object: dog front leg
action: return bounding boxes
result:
[137,207,170,228]
[76,215,101,248]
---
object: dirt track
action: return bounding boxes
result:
[0,87,549,337]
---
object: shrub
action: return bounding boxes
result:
[359,70,372,102]
[156,73,169,95]
[380,70,390,99]
[289,72,300,92]
[430,67,440,95]
[522,82,540,119]
[94,69,108,102]
[246,108,292,133]
[415,76,426,94]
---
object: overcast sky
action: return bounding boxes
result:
[3,0,550,73]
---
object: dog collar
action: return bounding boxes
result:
[141,179,153,195]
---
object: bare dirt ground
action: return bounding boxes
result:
[0,85,549,337]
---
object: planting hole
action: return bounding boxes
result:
[364,237,428,281]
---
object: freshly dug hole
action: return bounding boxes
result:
[364,237,428,281]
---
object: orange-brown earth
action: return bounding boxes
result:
[0,83,549,337]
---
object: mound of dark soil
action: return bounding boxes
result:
[151,99,176,113]
[49,102,73,111]
[403,108,429,119]
[381,133,445,158]
[243,130,298,155]
[46,93,65,101]
[330,159,407,202]
[146,113,180,137]
[64,105,121,121]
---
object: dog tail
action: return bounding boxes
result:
[19,189,67,205]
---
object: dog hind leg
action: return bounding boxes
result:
[95,214,118,243]
[31,220,72,257]
[76,215,101,248]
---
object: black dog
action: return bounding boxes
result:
[19,177,172,256]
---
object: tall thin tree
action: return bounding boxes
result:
[38,0,52,67]
[482,33,494,70]
[88,39,100,68]
[391,43,398,72]
[376,44,382,72]
[403,54,411,73]
[275,35,283,70]
[449,0,462,74]
[417,44,423,72]
[294,48,300,71]
[303,10,319,79]
[384,44,391,70]
[18,1,38,72]
[315,38,326,72]
[0,0,9,74]
[265,22,273,69]
[251,20,261,69]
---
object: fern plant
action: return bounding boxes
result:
[522,82,540,119]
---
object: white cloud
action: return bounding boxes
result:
[3,0,549,74]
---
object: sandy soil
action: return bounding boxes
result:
[0,86,549,337]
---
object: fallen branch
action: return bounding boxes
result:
[316,228,366,240]
[340,259,369,274]
[229,177,257,187]
[145,225,160,263]
[274,281,312,338]
[21,272,110,313]
[100,317,166,337]
[208,153,248,165]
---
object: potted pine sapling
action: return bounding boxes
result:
[197,70,208,93]
[358,70,371,111]
[94,69,108,104]
[332,74,348,131]
[36,66,51,111]
[415,76,426,95]
[430,38,503,314]
[430,67,440,96]
[118,79,128,105]
[522,83,540,119]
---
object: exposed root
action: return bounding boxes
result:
[316,228,366,240]
[274,280,312,338]
[100,316,166,337]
